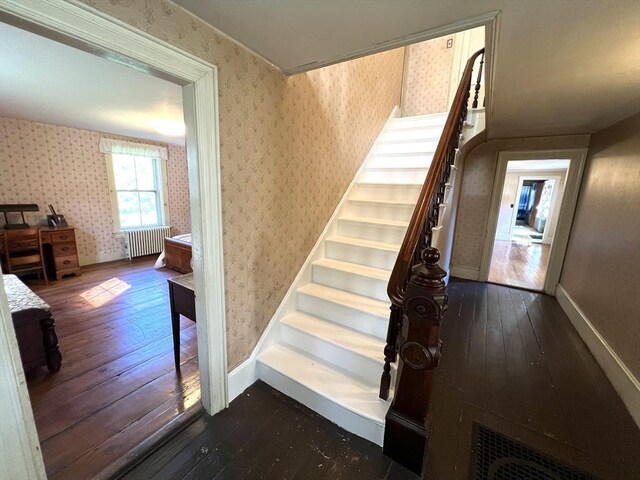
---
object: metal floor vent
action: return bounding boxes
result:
[471,424,596,480]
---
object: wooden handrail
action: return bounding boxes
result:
[380,48,485,475]
[387,47,485,307]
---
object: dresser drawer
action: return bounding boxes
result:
[50,230,75,244]
[55,255,79,270]
[53,243,77,256]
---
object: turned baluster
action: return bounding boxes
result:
[379,304,403,400]
[472,53,484,108]
[382,247,447,475]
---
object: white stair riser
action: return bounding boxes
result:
[344,201,414,222]
[312,263,389,302]
[368,155,433,169]
[380,127,443,142]
[353,184,421,203]
[280,323,384,385]
[325,240,399,271]
[257,362,384,446]
[359,168,428,184]
[388,114,447,129]
[337,219,407,244]
[375,141,437,155]
[297,291,388,339]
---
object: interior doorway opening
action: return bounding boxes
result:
[487,159,570,291]
[0,2,227,479]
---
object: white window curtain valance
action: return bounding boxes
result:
[99,138,168,160]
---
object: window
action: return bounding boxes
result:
[100,139,169,231]
[112,154,162,228]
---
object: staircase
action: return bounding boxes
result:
[256,111,456,446]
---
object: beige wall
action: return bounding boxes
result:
[401,36,454,117]
[75,0,404,368]
[0,116,190,264]
[451,135,590,272]
[560,113,640,378]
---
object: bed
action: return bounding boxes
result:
[4,274,62,372]
[154,233,193,273]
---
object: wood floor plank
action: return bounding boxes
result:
[23,257,199,480]
[123,279,638,480]
[35,325,197,441]
[43,357,200,477]
[488,240,550,291]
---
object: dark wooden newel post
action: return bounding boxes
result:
[382,247,447,475]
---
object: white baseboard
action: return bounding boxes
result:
[450,265,480,280]
[495,233,512,241]
[227,356,258,403]
[79,251,126,266]
[556,285,640,428]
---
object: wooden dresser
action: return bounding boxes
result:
[39,227,81,280]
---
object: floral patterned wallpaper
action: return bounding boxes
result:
[402,36,454,117]
[0,116,191,263]
[75,0,404,368]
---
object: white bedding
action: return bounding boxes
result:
[153,233,192,269]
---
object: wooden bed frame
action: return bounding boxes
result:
[164,237,192,273]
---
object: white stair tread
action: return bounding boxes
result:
[326,235,401,252]
[357,181,423,187]
[281,312,386,362]
[313,257,391,280]
[348,198,416,207]
[298,283,390,318]
[338,216,409,228]
[258,345,389,423]
[373,151,435,157]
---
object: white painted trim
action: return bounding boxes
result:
[227,356,258,403]
[285,11,500,75]
[556,285,640,427]
[232,107,401,384]
[0,0,227,475]
[479,149,587,295]
[0,276,47,479]
[450,265,480,281]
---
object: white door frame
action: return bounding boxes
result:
[0,0,227,476]
[509,174,563,244]
[479,149,587,295]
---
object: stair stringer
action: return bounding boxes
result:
[228,106,401,404]
[226,108,484,448]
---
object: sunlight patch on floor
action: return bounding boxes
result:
[80,277,131,307]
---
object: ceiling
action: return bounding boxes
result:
[0,22,185,145]
[176,0,640,138]
[507,160,570,172]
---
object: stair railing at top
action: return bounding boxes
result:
[380,48,485,475]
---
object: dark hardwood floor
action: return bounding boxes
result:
[120,380,419,480]
[426,279,640,479]
[120,280,640,480]
[26,257,198,480]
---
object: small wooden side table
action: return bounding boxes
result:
[168,273,195,369]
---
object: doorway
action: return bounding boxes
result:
[0,2,226,478]
[487,161,568,290]
[479,150,587,295]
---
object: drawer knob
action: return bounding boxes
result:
[63,260,71,265]
[60,235,68,240]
